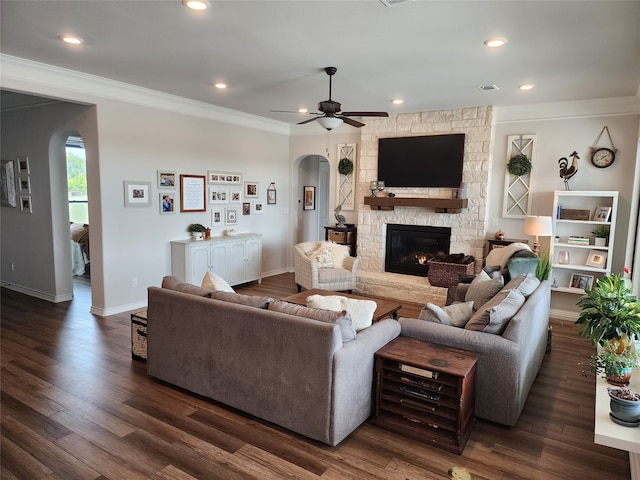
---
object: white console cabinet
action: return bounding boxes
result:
[171,233,262,286]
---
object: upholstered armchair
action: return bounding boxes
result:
[293,241,358,293]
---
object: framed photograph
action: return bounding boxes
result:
[18,176,30,195]
[244,181,258,198]
[123,180,152,207]
[593,206,611,222]
[267,182,276,205]
[207,171,242,185]
[570,273,594,291]
[211,208,222,225]
[586,249,608,268]
[17,156,29,175]
[253,201,264,214]
[20,195,32,213]
[157,170,176,189]
[225,207,238,225]
[229,189,242,204]
[159,193,175,214]
[1,159,17,207]
[303,186,315,210]
[242,202,251,215]
[180,174,206,212]
[208,187,229,204]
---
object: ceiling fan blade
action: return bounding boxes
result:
[341,111,389,117]
[271,110,323,115]
[297,117,319,126]
[339,116,365,128]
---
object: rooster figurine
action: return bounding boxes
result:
[558,151,579,190]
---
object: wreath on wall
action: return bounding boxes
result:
[338,158,354,176]
[507,153,532,176]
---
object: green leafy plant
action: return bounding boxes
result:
[507,153,532,176]
[187,223,207,233]
[338,158,354,176]
[535,247,551,281]
[576,274,640,347]
[588,348,640,380]
[591,227,610,238]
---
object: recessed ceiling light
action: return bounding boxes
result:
[297,107,308,113]
[519,84,535,91]
[213,82,227,89]
[483,38,507,48]
[182,0,210,10]
[59,35,83,45]
[391,98,404,105]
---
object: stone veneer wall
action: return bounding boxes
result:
[355,106,494,305]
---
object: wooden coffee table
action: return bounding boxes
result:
[281,288,402,322]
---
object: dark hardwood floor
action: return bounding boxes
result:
[1,273,631,479]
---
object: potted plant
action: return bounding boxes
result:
[591,227,610,247]
[187,223,207,240]
[535,247,551,281]
[608,386,640,426]
[576,273,640,349]
[588,346,640,386]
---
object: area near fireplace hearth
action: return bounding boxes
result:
[356,107,493,304]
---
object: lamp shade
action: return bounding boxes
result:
[523,215,553,237]
[317,117,343,130]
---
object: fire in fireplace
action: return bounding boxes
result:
[385,224,451,277]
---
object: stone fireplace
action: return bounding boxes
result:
[354,106,493,304]
[385,224,451,277]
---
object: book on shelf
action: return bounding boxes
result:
[399,363,439,379]
[568,236,590,245]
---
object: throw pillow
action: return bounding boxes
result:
[306,294,377,332]
[328,243,350,268]
[209,290,274,309]
[502,273,540,298]
[268,300,356,342]
[305,247,334,268]
[465,289,525,334]
[465,270,504,310]
[161,276,211,297]
[419,301,474,328]
[201,271,235,293]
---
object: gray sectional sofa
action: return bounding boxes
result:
[146,277,401,446]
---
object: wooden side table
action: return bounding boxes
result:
[484,238,528,258]
[373,336,478,454]
[131,310,148,361]
[324,225,357,256]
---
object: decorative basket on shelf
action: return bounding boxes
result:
[427,257,475,288]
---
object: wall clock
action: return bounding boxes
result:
[591,147,616,168]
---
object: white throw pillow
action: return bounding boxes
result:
[305,247,334,268]
[328,243,350,267]
[201,271,235,293]
[306,294,377,332]
[419,301,474,328]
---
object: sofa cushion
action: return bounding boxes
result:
[209,290,273,309]
[502,273,540,298]
[306,294,377,332]
[201,271,235,292]
[306,246,334,268]
[465,289,525,334]
[418,301,474,328]
[465,270,504,310]
[268,300,356,342]
[162,275,211,297]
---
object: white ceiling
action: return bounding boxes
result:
[1,0,639,126]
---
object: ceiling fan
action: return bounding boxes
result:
[277,67,389,130]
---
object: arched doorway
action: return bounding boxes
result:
[297,155,329,243]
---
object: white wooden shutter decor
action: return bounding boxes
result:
[503,134,537,218]
[337,143,356,211]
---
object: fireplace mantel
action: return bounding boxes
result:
[364,196,468,213]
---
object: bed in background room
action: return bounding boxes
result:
[70,222,90,276]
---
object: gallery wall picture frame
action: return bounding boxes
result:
[17,156,30,175]
[242,202,251,215]
[160,193,175,214]
[211,208,223,225]
[229,189,242,203]
[570,273,594,291]
[1,159,17,207]
[208,187,229,204]
[157,170,176,189]
[244,181,258,198]
[253,201,264,214]
[180,174,206,212]
[20,195,32,213]
[267,182,276,204]
[18,176,31,195]
[124,180,152,207]
[303,186,315,210]
[585,249,608,268]
[208,171,242,185]
[225,207,238,225]
[593,206,612,222]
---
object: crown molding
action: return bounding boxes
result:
[494,96,640,124]
[0,54,290,135]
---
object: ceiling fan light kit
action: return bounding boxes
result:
[317,117,343,130]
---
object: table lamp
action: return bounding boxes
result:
[523,215,553,254]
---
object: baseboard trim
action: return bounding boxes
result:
[549,307,578,322]
[0,281,73,303]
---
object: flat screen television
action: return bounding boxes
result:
[377,133,465,188]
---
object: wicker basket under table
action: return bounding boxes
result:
[427,260,475,288]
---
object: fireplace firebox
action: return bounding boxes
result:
[385,224,451,277]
